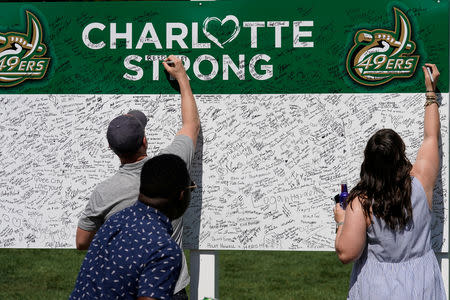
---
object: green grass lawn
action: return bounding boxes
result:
[0,249,351,300]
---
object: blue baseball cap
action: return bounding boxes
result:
[107,110,148,155]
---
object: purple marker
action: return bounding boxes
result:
[339,183,348,209]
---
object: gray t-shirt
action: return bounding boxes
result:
[78,134,194,294]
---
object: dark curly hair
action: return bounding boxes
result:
[347,129,413,230]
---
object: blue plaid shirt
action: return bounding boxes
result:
[70,201,181,300]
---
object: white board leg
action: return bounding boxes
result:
[444,256,449,299]
[436,252,449,298]
[189,250,219,300]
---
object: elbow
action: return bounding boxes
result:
[195,122,201,137]
[185,119,200,138]
[336,250,354,264]
[424,132,440,141]
[335,243,359,264]
[76,240,89,250]
[193,118,201,135]
[76,227,95,250]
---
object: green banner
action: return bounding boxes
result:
[0,0,447,94]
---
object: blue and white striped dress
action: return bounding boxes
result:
[348,177,446,300]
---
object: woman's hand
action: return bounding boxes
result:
[334,203,345,224]
[423,63,439,92]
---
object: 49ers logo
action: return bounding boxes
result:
[0,11,50,87]
[346,8,419,86]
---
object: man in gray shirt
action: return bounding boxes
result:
[75,55,200,300]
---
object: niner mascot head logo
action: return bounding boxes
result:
[346,8,419,86]
[0,11,50,87]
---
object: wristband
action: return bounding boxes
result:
[424,99,439,107]
[335,221,344,233]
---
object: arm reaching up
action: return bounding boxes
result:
[163,55,200,148]
[411,63,441,208]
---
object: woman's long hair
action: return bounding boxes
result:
[347,129,413,230]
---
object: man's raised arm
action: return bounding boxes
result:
[163,55,200,148]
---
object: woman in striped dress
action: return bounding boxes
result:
[334,64,446,300]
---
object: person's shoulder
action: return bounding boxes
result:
[159,135,194,167]
[94,171,120,189]
[174,134,193,143]
[93,167,139,195]
[157,235,182,259]
[117,200,142,216]
[143,214,177,245]
[101,201,139,227]
[162,135,194,152]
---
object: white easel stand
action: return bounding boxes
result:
[190,250,219,300]
[436,253,449,298]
